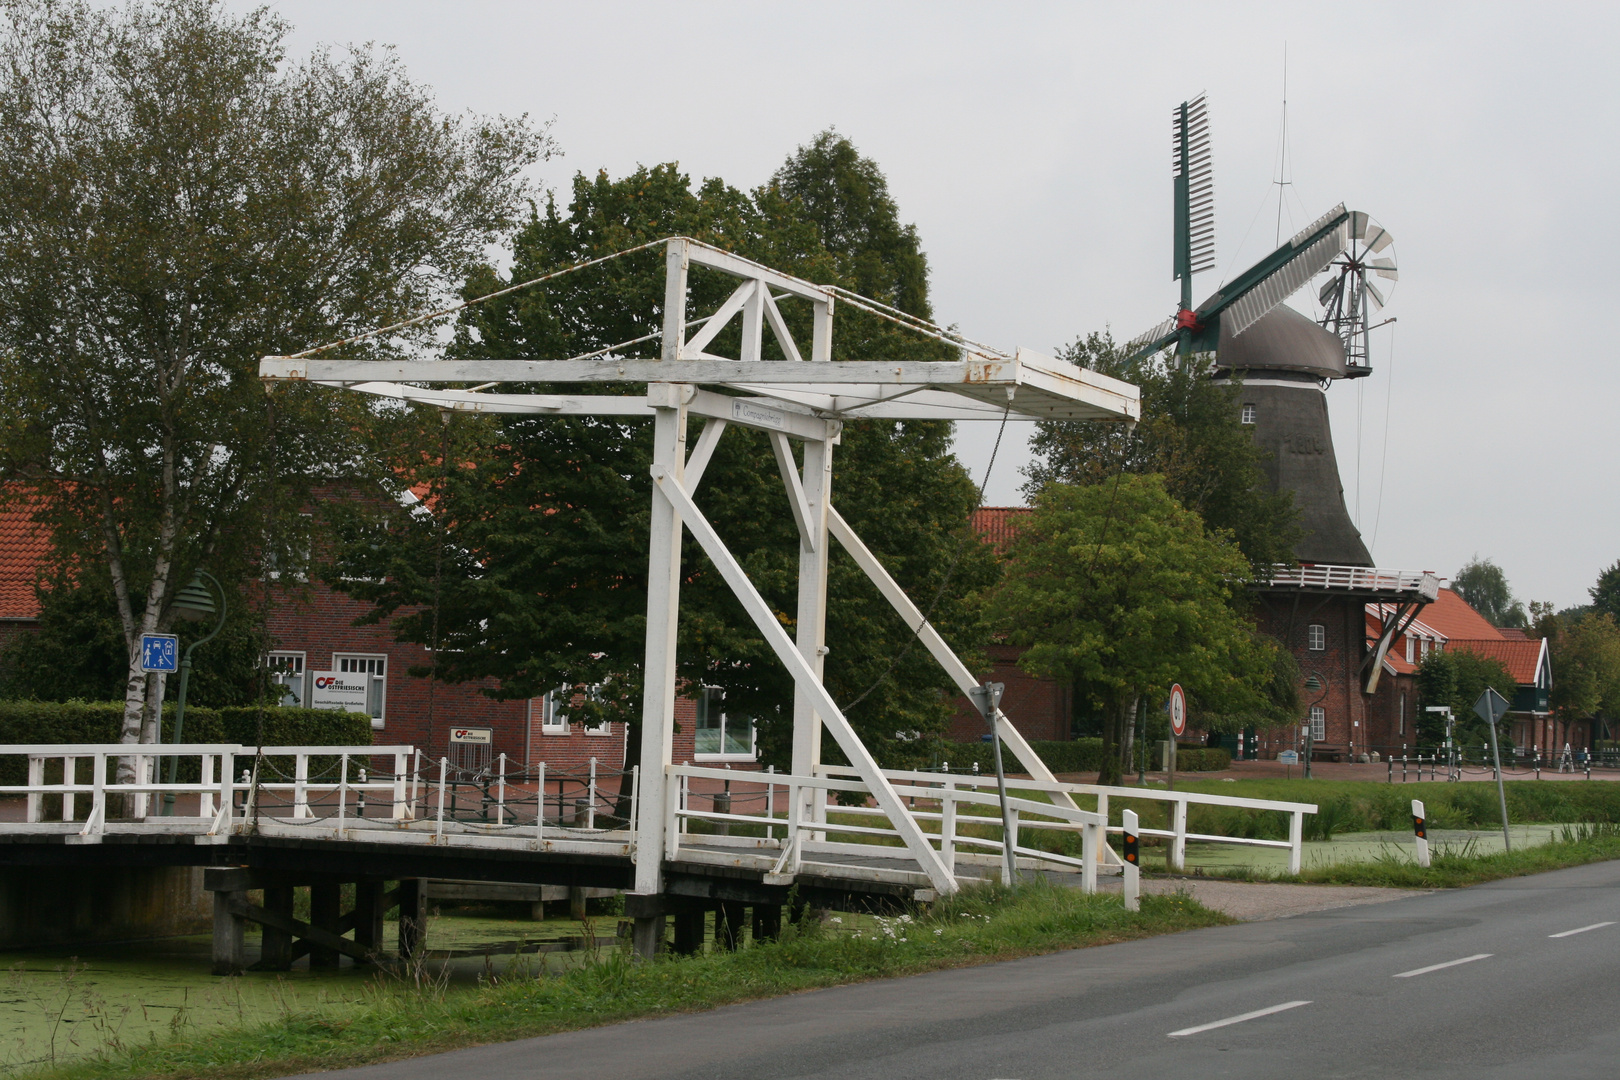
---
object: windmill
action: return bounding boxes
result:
[1316,213,1398,376]
[1125,95,1397,569]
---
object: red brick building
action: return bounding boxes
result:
[0,500,756,775]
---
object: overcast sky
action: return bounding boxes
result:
[258,1,1617,610]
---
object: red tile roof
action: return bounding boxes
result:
[0,499,50,620]
[1413,588,1503,640]
[1445,637,1548,686]
[971,506,1030,555]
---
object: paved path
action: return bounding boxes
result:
[299,860,1620,1079]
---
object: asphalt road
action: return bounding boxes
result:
[311,860,1620,1079]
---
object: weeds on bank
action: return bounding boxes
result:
[26,881,1226,1080]
[1180,821,1620,890]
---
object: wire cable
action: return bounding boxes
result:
[839,400,1012,715]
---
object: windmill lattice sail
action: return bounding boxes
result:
[1173,94,1215,279]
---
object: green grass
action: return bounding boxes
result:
[21,882,1227,1080]
[1180,822,1620,889]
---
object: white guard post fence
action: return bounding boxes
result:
[252,237,1318,955]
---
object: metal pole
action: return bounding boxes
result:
[970,683,1014,886]
[163,571,227,815]
[1487,715,1511,852]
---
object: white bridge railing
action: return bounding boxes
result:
[825,766,1318,875]
[0,746,1315,885]
[668,763,1316,887]
[0,745,637,856]
[667,763,1109,894]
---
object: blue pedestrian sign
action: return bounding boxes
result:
[140,634,180,673]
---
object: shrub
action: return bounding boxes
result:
[0,701,370,783]
[934,738,1105,775]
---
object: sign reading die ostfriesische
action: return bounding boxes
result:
[309,671,369,713]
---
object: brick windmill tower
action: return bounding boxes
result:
[1126,96,1435,762]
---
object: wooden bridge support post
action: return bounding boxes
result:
[309,883,340,969]
[672,909,705,956]
[260,886,294,971]
[397,878,427,961]
[752,904,782,943]
[632,915,666,959]
[211,888,245,976]
[568,885,587,922]
[354,880,385,960]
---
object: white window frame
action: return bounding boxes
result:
[1307,624,1326,651]
[546,685,614,736]
[266,651,307,708]
[1405,635,1415,664]
[693,686,757,762]
[1310,706,1326,742]
[535,692,568,736]
[334,653,388,730]
[1399,692,1406,736]
[1240,403,1256,425]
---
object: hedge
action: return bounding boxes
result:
[935,738,1230,777]
[0,701,371,783]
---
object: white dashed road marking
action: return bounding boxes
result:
[1393,954,1492,978]
[1549,922,1615,938]
[1167,1000,1312,1038]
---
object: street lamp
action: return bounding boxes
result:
[162,570,227,815]
[1301,671,1327,781]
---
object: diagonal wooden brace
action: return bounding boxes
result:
[653,468,958,894]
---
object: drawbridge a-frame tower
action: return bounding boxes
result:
[261,238,1140,951]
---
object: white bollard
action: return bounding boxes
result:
[1412,798,1430,869]
[1122,808,1141,912]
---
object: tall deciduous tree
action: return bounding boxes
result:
[1590,561,1620,623]
[0,0,548,760]
[1549,613,1620,740]
[1452,556,1527,628]
[1024,335,1299,572]
[994,474,1279,785]
[1414,648,1518,748]
[332,135,997,773]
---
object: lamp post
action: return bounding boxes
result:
[1301,671,1327,781]
[162,570,227,815]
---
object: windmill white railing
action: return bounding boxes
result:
[1264,564,1441,598]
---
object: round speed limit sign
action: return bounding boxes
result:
[1169,683,1187,737]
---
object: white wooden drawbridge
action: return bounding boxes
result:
[259,237,1144,947]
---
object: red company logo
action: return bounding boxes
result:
[315,676,336,689]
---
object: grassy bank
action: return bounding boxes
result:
[25,883,1227,1080]
[1187,822,1620,889]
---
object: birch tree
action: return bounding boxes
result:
[0,0,549,766]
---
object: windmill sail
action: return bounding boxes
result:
[1215,205,1350,338]
[1173,95,1215,281]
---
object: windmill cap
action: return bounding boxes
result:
[1215,304,1347,380]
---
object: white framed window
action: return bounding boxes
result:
[545,684,614,736]
[266,652,307,708]
[1405,635,1415,664]
[1240,403,1256,425]
[334,653,387,729]
[1307,624,1326,651]
[1399,692,1407,736]
[694,687,756,760]
[1310,706,1326,741]
[535,692,568,735]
